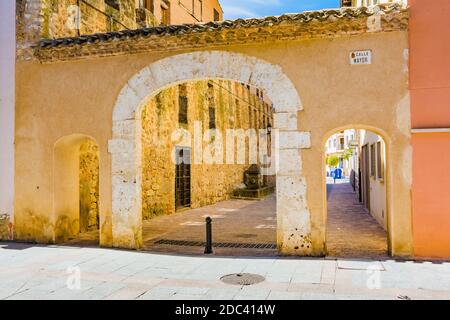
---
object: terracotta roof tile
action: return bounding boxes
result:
[38,4,406,49]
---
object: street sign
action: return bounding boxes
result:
[350,50,372,65]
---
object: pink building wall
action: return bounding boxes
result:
[409,0,450,258]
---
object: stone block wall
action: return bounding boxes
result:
[141,80,273,219]
[16,0,139,60]
[136,7,158,28]
[16,0,44,60]
[17,0,224,62]
[0,214,13,241]
[79,139,99,232]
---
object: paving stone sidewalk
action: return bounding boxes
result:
[1,242,450,300]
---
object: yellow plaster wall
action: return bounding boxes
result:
[14,31,413,256]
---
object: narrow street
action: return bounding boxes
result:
[326,181,388,259]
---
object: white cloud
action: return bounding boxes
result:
[220,0,339,20]
[221,5,258,19]
[221,0,284,20]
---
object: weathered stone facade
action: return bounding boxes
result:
[16,0,157,60]
[141,80,274,219]
[17,0,223,61]
[0,214,13,241]
[35,4,408,63]
[79,139,100,232]
[41,0,139,37]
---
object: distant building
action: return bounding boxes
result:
[325,130,358,178]
[137,0,223,26]
[16,0,223,43]
[326,129,387,231]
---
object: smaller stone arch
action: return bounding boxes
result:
[109,51,312,254]
[53,134,100,243]
[321,125,393,255]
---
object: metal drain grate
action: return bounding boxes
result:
[220,273,265,286]
[236,234,258,239]
[154,239,276,249]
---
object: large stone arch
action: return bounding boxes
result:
[109,51,312,254]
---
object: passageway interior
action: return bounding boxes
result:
[140,79,277,256]
[325,129,389,258]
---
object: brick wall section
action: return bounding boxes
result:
[141,80,273,219]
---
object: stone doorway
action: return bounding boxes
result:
[53,135,100,246]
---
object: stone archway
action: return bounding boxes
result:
[322,126,392,257]
[109,51,312,255]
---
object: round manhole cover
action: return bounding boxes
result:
[220,273,265,286]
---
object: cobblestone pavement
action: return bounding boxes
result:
[142,195,277,256]
[65,182,388,258]
[1,242,450,300]
[63,196,277,256]
[326,181,388,259]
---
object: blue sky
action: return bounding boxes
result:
[220,0,340,20]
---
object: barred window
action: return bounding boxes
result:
[138,0,154,12]
[105,0,120,10]
[178,84,188,124]
[208,107,216,129]
[235,99,241,128]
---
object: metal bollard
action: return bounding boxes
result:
[204,217,213,254]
